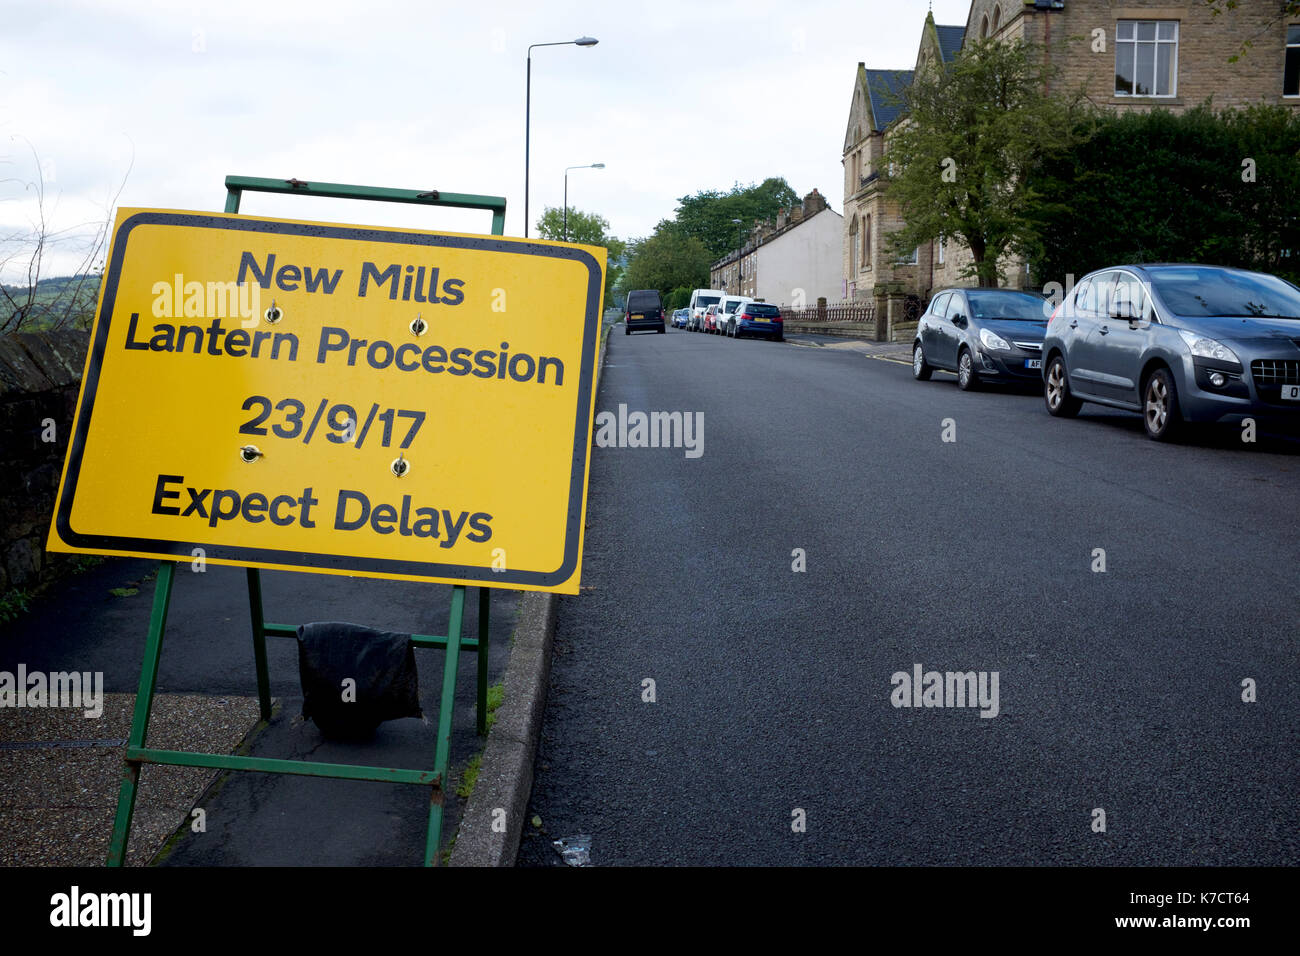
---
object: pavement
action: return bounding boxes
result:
[0,557,516,866]
[784,330,914,364]
[518,323,1300,866]
[1,692,259,866]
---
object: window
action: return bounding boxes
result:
[1286,25,1300,96]
[937,234,945,265]
[1112,272,1152,322]
[896,246,918,266]
[1070,277,1093,314]
[861,215,870,267]
[944,293,966,321]
[929,292,952,317]
[991,6,1001,33]
[851,229,860,275]
[980,14,989,38]
[1116,20,1178,97]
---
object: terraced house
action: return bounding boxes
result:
[842,0,1300,323]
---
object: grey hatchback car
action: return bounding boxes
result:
[913,287,1051,389]
[1041,264,1300,441]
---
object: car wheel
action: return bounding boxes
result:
[912,341,933,381]
[956,348,979,391]
[658,325,665,334]
[624,325,630,336]
[1143,367,1184,442]
[1044,355,1082,417]
[728,321,736,337]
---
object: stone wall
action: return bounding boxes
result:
[0,331,90,594]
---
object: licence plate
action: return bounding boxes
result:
[755,318,770,323]
[1281,384,1300,401]
[1024,359,1042,369]
[630,314,643,320]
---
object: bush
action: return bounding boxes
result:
[1029,104,1300,286]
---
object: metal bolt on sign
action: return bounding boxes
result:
[239,444,262,463]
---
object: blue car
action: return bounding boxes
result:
[1041,263,1300,441]
[672,308,689,329]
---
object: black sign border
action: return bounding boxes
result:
[54,210,602,589]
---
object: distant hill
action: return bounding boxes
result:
[2,273,101,333]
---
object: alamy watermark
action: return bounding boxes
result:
[0,665,104,718]
[890,664,1000,718]
[594,404,703,458]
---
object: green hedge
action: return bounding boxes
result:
[1029,104,1300,287]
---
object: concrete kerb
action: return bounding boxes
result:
[449,322,611,867]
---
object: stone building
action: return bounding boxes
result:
[843,1,1300,322]
[710,188,843,307]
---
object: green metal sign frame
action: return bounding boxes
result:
[108,176,508,867]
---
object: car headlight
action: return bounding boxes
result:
[979,328,1011,351]
[1178,329,1241,366]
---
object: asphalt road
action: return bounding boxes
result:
[519,324,1299,866]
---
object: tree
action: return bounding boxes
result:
[1,143,122,333]
[881,38,1092,287]
[674,177,800,259]
[620,230,712,297]
[664,286,692,311]
[1029,104,1300,286]
[534,206,625,310]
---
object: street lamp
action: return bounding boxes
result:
[564,163,605,240]
[525,36,599,238]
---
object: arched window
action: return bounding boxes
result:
[863,214,872,268]
[991,6,1001,34]
[980,14,989,38]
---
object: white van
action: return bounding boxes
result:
[687,289,725,332]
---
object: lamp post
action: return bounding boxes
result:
[525,36,598,238]
[564,163,604,240]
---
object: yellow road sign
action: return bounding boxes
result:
[48,208,605,593]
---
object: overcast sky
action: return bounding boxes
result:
[1,0,972,282]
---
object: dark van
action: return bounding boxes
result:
[625,289,666,335]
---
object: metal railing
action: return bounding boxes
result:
[781,303,877,323]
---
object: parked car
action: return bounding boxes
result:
[672,308,689,329]
[731,301,783,340]
[688,288,725,331]
[714,295,749,335]
[625,289,665,335]
[912,288,1050,389]
[702,304,720,333]
[1041,263,1300,441]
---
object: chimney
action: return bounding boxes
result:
[790,203,804,223]
[775,207,788,229]
[803,188,826,215]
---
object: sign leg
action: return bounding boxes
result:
[425,585,466,865]
[107,561,176,866]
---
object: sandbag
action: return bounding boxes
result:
[296,622,422,740]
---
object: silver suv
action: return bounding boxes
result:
[1041,264,1300,441]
